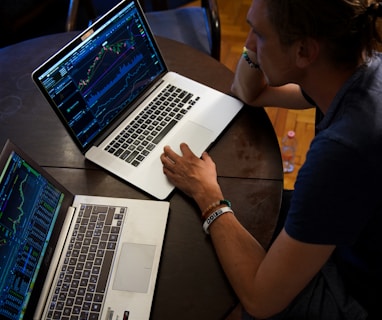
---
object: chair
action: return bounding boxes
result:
[65,0,221,60]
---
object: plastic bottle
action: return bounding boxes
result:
[281,130,297,173]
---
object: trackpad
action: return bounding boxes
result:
[167,120,215,156]
[113,243,156,293]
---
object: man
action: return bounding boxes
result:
[160,0,382,318]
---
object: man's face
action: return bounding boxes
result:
[247,0,300,86]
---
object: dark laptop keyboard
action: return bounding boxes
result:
[105,84,200,167]
[46,204,126,320]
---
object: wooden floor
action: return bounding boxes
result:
[188,0,316,190]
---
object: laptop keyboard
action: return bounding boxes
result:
[46,204,126,320]
[105,84,200,167]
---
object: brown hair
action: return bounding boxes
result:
[265,0,382,68]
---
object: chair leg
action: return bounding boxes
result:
[66,0,80,31]
[66,0,97,32]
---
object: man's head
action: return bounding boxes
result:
[264,0,382,69]
[246,0,382,108]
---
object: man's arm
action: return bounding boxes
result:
[161,144,335,319]
[231,33,313,109]
[209,213,335,319]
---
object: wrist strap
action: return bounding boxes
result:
[203,206,233,234]
[243,46,260,69]
[202,199,231,220]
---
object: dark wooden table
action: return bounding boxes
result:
[0,32,283,319]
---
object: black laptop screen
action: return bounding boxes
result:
[34,1,166,151]
[0,150,65,320]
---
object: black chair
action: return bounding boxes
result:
[65,0,221,60]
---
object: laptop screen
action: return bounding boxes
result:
[0,141,72,320]
[33,0,167,151]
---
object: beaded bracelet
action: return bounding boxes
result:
[201,199,231,220]
[243,46,260,69]
[203,206,234,234]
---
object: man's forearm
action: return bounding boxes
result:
[231,48,267,106]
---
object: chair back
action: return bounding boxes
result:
[139,1,193,11]
[139,0,221,60]
[65,0,221,60]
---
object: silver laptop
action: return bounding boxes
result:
[31,0,243,200]
[0,140,169,320]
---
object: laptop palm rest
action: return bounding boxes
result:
[113,243,156,293]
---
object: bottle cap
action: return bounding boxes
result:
[287,130,295,138]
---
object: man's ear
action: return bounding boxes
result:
[295,38,319,68]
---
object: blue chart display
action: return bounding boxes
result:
[39,4,166,149]
[0,153,63,320]
[82,52,145,108]
[71,16,157,116]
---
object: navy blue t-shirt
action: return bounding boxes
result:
[285,53,382,314]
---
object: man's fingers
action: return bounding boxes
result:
[179,142,192,155]
[160,152,175,169]
[163,145,179,163]
[164,143,195,160]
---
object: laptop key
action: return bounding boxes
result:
[182,93,193,103]
[153,119,177,144]
[126,151,139,163]
[96,250,114,293]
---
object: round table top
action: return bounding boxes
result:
[0,32,283,320]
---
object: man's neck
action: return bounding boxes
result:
[300,63,358,114]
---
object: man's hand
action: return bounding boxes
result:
[160,143,223,211]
